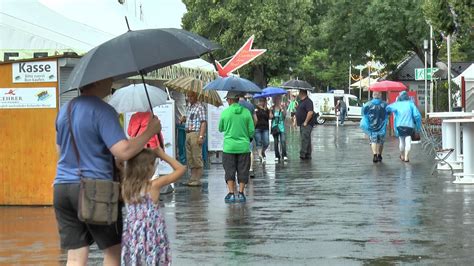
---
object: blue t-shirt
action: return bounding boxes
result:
[55,96,126,184]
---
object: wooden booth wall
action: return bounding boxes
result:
[0,60,58,205]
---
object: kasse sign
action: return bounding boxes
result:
[12,61,57,83]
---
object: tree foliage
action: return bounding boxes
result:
[182,0,315,87]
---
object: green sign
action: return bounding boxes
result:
[415,68,438,81]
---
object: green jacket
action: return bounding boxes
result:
[219,103,255,154]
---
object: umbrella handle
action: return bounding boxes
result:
[140,72,164,149]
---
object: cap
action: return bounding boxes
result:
[225,91,242,99]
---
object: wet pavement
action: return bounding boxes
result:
[2,123,474,265]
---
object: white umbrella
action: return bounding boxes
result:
[108,83,168,113]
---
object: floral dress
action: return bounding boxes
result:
[121,194,170,266]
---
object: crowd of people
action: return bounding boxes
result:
[53,78,421,264]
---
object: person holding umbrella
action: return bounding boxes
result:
[180,91,207,186]
[295,89,315,160]
[387,91,422,162]
[271,96,288,161]
[219,91,255,203]
[54,78,162,265]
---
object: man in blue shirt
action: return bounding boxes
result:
[54,78,162,265]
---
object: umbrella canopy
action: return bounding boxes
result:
[108,83,168,113]
[281,79,313,91]
[65,28,220,91]
[164,77,222,107]
[253,87,287,99]
[203,76,262,93]
[368,80,407,92]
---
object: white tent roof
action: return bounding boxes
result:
[0,0,215,70]
[454,63,474,86]
[350,76,379,90]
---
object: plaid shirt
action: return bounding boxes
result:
[185,102,206,132]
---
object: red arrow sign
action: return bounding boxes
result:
[215,35,266,77]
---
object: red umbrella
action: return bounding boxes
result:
[368,81,407,92]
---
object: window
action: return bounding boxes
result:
[3,52,19,61]
[348,97,360,107]
[33,52,48,58]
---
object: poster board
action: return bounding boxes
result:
[0,87,56,109]
[124,100,176,175]
[207,101,228,151]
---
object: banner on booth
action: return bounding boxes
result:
[0,87,56,109]
[12,61,58,83]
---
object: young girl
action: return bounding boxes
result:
[121,147,186,265]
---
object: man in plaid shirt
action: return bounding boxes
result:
[180,91,207,186]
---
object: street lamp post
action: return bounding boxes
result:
[424,39,429,117]
[447,34,452,112]
[430,25,434,113]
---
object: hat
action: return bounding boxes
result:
[225,91,242,99]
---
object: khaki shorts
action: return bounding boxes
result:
[186,132,203,169]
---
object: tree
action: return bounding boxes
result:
[321,0,441,70]
[182,0,315,87]
[423,0,474,61]
[294,49,348,92]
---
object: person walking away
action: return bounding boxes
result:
[180,91,207,186]
[121,148,186,265]
[336,99,347,125]
[54,78,162,265]
[360,91,389,163]
[387,91,422,162]
[295,89,315,160]
[271,96,288,161]
[287,94,298,128]
[239,95,257,177]
[254,98,271,162]
[219,91,255,203]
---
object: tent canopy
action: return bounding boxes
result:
[454,64,474,86]
[350,77,379,91]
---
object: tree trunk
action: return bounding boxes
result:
[253,65,267,88]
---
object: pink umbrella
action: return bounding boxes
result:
[368,80,407,92]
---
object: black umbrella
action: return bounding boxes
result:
[65,24,220,148]
[65,28,219,91]
[281,79,314,91]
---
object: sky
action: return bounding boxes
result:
[39,0,187,31]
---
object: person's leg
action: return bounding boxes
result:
[67,247,89,266]
[273,133,280,160]
[262,129,270,158]
[280,132,287,158]
[222,153,237,202]
[185,133,194,181]
[301,125,312,158]
[399,136,406,160]
[254,129,263,160]
[299,127,305,158]
[236,153,250,202]
[249,140,255,176]
[102,244,121,266]
[404,135,412,161]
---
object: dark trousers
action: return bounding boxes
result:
[273,132,287,159]
[300,125,313,158]
[222,152,251,184]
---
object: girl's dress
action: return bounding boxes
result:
[121,194,170,265]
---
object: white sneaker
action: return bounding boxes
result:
[274,158,279,162]
[283,156,288,161]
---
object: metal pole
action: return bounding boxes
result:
[348,55,352,94]
[368,66,371,100]
[424,40,428,117]
[447,34,452,111]
[429,25,434,113]
[359,69,362,99]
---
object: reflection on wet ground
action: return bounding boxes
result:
[2,124,474,265]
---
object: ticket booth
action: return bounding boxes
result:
[0,55,79,205]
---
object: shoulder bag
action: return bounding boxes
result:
[67,100,120,225]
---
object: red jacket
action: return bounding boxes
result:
[127,112,163,149]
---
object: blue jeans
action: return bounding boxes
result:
[254,128,269,154]
[274,132,287,159]
[339,110,347,124]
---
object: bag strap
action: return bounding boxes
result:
[67,99,83,178]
